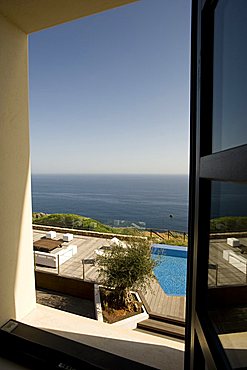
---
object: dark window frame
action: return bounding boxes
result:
[186,0,247,369]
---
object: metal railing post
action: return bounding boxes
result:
[215,264,218,286]
[34,252,36,271]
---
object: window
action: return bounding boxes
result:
[186,1,247,369]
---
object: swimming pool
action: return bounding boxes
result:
[151,244,187,296]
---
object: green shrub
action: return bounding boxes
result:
[33,213,141,235]
[210,216,247,233]
[96,238,157,310]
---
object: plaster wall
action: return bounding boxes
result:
[0,0,138,34]
[0,13,36,325]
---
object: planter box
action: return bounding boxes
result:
[94,288,148,329]
[111,292,148,329]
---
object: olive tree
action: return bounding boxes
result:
[96,238,156,310]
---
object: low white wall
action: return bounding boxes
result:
[33,224,147,241]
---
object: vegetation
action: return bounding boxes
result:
[158,237,187,246]
[100,288,142,323]
[32,213,138,235]
[144,230,188,246]
[96,238,157,310]
[32,212,188,245]
[210,216,247,233]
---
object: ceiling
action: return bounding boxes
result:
[0,0,137,33]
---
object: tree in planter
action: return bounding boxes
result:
[96,238,157,311]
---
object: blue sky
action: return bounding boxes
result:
[29,0,191,175]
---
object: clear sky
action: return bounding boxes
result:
[29,0,191,175]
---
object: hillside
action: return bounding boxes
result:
[210,216,247,233]
[32,213,138,235]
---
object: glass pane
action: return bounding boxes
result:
[209,181,247,287]
[208,181,247,370]
[212,0,247,153]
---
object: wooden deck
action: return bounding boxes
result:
[33,230,106,281]
[208,238,247,287]
[33,230,186,321]
[139,278,186,321]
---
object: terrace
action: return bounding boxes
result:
[30,228,186,368]
[208,237,247,287]
[33,228,186,322]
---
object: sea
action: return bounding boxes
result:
[31,174,189,232]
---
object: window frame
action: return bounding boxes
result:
[186,0,247,369]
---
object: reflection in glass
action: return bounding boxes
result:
[208,182,247,369]
[212,0,247,152]
[208,181,247,287]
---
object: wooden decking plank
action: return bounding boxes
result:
[153,285,163,313]
[208,239,247,286]
[137,319,185,339]
[178,298,185,319]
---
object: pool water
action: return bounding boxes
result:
[152,244,187,296]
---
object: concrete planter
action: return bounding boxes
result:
[94,284,104,322]
[94,286,148,329]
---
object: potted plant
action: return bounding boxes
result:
[95,238,157,323]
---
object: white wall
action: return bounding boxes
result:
[0,13,36,325]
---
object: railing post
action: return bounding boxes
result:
[57,254,60,275]
[83,260,85,281]
[215,264,218,286]
[34,252,36,271]
[168,230,170,240]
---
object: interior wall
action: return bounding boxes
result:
[0,13,36,325]
[0,0,138,34]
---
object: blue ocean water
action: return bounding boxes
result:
[31,174,189,231]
